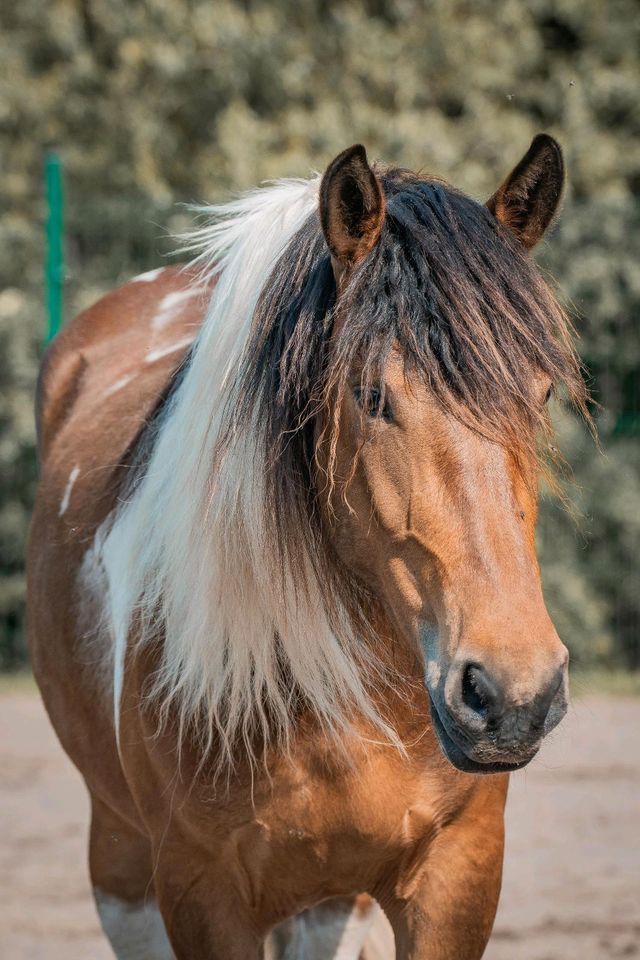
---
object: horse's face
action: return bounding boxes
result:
[319,140,571,773]
[330,351,567,773]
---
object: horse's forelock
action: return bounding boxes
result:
[238,172,588,575]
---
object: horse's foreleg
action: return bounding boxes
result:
[89,794,175,960]
[152,859,264,960]
[383,779,507,960]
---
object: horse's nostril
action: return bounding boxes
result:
[460,664,504,724]
[461,665,486,715]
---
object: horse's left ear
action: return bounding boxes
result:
[320,144,385,283]
[486,134,564,248]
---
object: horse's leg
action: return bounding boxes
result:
[266,895,393,959]
[383,781,507,960]
[89,794,174,960]
[152,861,264,960]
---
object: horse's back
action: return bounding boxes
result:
[36,265,209,462]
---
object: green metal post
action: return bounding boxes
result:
[45,151,64,342]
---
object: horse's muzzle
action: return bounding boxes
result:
[428,657,569,775]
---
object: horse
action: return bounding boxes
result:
[28,134,587,960]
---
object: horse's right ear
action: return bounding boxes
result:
[320,144,385,284]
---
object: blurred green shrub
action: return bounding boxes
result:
[0,0,638,669]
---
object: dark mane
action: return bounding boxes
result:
[229,169,588,627]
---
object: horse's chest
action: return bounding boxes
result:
[230,754,451,907]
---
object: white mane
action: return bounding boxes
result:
[100,176,391,765]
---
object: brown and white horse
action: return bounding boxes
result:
[28,136,586,959]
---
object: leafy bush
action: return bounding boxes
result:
[1,0,638,669]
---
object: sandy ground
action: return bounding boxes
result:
[0,693,638,960]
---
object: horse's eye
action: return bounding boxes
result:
[353,386,393,422]
[544,385,553,404]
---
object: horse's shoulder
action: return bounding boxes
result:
[36,265,209,461]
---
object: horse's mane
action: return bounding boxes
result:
[101,168,586,768]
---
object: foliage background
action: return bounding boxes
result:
[1,0,638,671]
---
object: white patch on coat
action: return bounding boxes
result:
[425,659,441,689]
[145,336,193,364]
[420,623,442,691]
[151,288,200,330]
[103,374,135,398]
[333,902,381,959]
[81,521,127,748]
[94,889,174,960]
[267,899,388,960]
[359,903,395,960]
[132,267,165,283]
[58,465,80,517]
[76,529,114,703]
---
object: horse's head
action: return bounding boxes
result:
[315,138,583,774]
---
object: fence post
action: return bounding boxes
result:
[45,151,64,342]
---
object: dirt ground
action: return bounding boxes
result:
[1,692,638,960]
